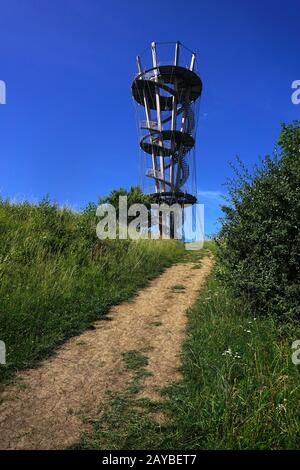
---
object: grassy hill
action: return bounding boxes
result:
[0,197,184,382]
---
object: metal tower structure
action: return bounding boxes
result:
[132,41,202,206]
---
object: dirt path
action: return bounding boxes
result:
[0,256,213,449]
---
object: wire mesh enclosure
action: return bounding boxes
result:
[132,41,202,205]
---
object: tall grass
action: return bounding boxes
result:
[0,198,185,382]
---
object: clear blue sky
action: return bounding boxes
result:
[0,0,299,234]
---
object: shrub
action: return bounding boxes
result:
[217,121,300,321]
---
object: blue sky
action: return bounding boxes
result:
[0,0,299,234]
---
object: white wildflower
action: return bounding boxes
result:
[222,348,241,359]
[222,348,232,356]
[277,403,287,413]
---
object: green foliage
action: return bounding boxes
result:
[99,186,152,219]
[0,197,184,382]
[217,121,300,321]
[100,185,152,206]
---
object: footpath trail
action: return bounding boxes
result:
[0,256,213,450]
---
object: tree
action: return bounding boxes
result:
[97,185,153,234]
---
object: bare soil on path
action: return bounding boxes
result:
[0,256,213,449]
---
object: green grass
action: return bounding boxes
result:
[170,284,186,292]
[164,274,300,449]
[3,202,296,450]
[122,350,148,371]
[149,321,162,327]
[0,198,185,383]
[75,266,300,450]
[191,263,202,269]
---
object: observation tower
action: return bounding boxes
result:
[132,41,202,206]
